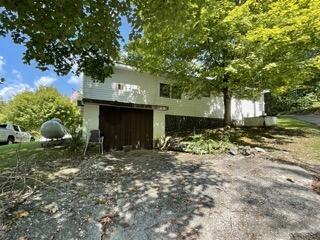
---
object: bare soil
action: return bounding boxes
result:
[1,148,320,240]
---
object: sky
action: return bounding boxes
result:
[0,17,131,101]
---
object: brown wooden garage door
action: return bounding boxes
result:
[99,106,153,150]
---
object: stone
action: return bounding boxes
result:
[242,146,254,156]
[229,147,238,156]
[255,147,266,153]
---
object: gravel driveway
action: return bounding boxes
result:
[2,150,320,240]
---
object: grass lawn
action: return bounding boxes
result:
[278,116,320,158]
[0,142,70,172]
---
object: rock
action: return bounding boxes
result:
[161,137,187,152]
[242,146,254,156]
[161,136,172,150]
[229,147,238,156]
[286,178,294,183]
[255,147,266,153]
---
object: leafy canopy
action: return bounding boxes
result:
[127,0,320,98]
[0,87,81,133]
[0,0,130,80]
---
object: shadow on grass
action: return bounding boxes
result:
[169,125,308,152]
[227,127,306,150]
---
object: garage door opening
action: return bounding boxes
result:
[99,106,153,151]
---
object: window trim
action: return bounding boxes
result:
[160,83,182,99]
[160,83,171,98]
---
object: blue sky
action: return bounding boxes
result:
[0,17,131,101]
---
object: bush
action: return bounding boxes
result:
[185,133,231,155]
[66,128,84,153]
[271,90,320,115]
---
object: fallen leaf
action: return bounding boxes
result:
[41,202,59,214]
[99,215,112,225]
[99,211,118,226]
[18,237,29,240]
[15,210,30,218]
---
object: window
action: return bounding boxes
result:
[160,83,182,99]
[13,125,19,131]
[20,127,26,132]
[0,124,7,129]
[160,83,170,98]
[171,86,182,99]
[117,83,124,90]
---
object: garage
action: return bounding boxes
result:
[99,106,153,150]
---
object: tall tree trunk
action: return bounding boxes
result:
[223,87,232,126]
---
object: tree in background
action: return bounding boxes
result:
[0,96,5,121]
[0,87,81,134]
[127,0,320,125]
[271,77,320,114]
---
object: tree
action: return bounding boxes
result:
[1,87,81,133]
[126,0,320,125]
[0,96,5,121]
[0,1,130,80]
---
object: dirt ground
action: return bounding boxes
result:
[1,149,320,240]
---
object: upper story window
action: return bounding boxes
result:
[160,83,182,99]
[160,83,171,98]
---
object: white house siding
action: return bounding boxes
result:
[82,104,99,138]
[82,65,264,140]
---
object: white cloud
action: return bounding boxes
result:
[0,56,5,73]
[67,73,83,85]
[12,69,23,81]
[0,74,58,101]
[34,76,57,88]
[0,83,33,101]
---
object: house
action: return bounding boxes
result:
[80,64,265,150]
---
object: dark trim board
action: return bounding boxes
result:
[165,115,224,132]
[82,98,168,111]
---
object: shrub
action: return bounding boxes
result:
[185,134,231,155]
[66,128,84,153]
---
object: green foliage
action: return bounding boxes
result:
[185,133,232,155]
[66,129,84,153]
[126,0,320,123]
[1,87,81,133]
[0,97,5,122]
[0,1,130,81]
[271,79,320,114]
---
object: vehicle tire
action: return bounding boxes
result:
[7,136,15,145]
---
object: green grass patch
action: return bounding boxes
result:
[278,116,320,158]
[0,142,70,172]
[277,116,320,132]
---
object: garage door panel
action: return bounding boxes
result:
[99,106,153,150]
